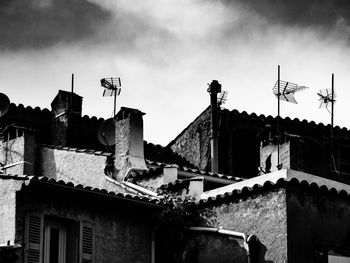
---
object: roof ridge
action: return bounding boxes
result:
[198,176,350,206]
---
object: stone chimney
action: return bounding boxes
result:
[51,90,82,147]
[114,107,147,181]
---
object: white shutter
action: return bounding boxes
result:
[80,223,94,263]
[25,213,43,263]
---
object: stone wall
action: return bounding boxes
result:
[169,107,211,170]
[191,188,288,263]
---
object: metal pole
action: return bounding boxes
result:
[70,73,74,113]
[112,78,117,116]
[277,65,280,170]
[330,73,334,172]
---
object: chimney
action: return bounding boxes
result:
[207,80,221,173]
[51,90,82,147]
[114,107,147,181]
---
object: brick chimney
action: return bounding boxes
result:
[51,90,82,147]
[114,107,147,181]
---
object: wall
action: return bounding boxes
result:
[0,179,23,244]
[287,185,350,262]
[37,147,104,186]
[169,108,211,171]
[190,188,288,263]
[15,183,160,263]
[0,134,36,175]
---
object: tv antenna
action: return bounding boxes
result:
[100,77,122,116]
[317,73,337,173]
[272,65,308,170]
[217,91,228,106]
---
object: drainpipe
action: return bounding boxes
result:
[207,80,221,173]
[186,226,255,263]
[151,224,160,263]
[123,167,161,198]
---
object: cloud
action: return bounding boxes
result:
[221,0,350,38]
[0,0,111,50]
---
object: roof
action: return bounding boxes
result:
[127,162,243,184]
[0,174,164,208]
[168,106,350,150]
[198,169,350,207]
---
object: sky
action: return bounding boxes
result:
[1,0,350,146]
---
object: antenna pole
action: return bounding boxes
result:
[70,73,74,114]
[330,73,335,173]
[112,78,117,116]
[277,65,281,170]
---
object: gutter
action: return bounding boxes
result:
[123,167,162,198]
[186,226,256,263]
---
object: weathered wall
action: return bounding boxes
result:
[0,179,23,244]
[37,147,106,187]
[15,183,160,263]
[158,229,248,263]
[287,185,350,262]
[0,134,36,175]
[191,188,288,263]
[169,108,211,170]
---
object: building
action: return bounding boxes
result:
[1,83,350,263]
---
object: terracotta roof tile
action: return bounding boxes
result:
[0,174,163,207]
[197,177,350,207]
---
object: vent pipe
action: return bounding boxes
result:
[207,80,221,173]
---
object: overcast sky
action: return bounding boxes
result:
[1,0,350,146]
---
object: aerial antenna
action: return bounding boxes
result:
[317,73,337,173]
[272,65,308,170]
[217,91,228,106]
[100,77,122,116]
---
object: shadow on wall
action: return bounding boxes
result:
[35,148,57,180]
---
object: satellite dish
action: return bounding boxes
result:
[0,93,10,117]
[97,118,116,146]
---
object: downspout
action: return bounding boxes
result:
[151,224,160,263]
[186,226,255,263]
[123,167,162,198]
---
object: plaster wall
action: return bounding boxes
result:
[15,185,157,263]
[37,147,107,188]
[0,179,23,244]
[195,188,288,262]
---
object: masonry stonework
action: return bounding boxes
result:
[196,188,288,262]
[169,108,211,170]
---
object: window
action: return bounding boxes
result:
[44,219,68,263]
[25,213,93,263]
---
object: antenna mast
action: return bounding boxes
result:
[100,77,122,116]
[317,73,337,173]
[272,65,308,170]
